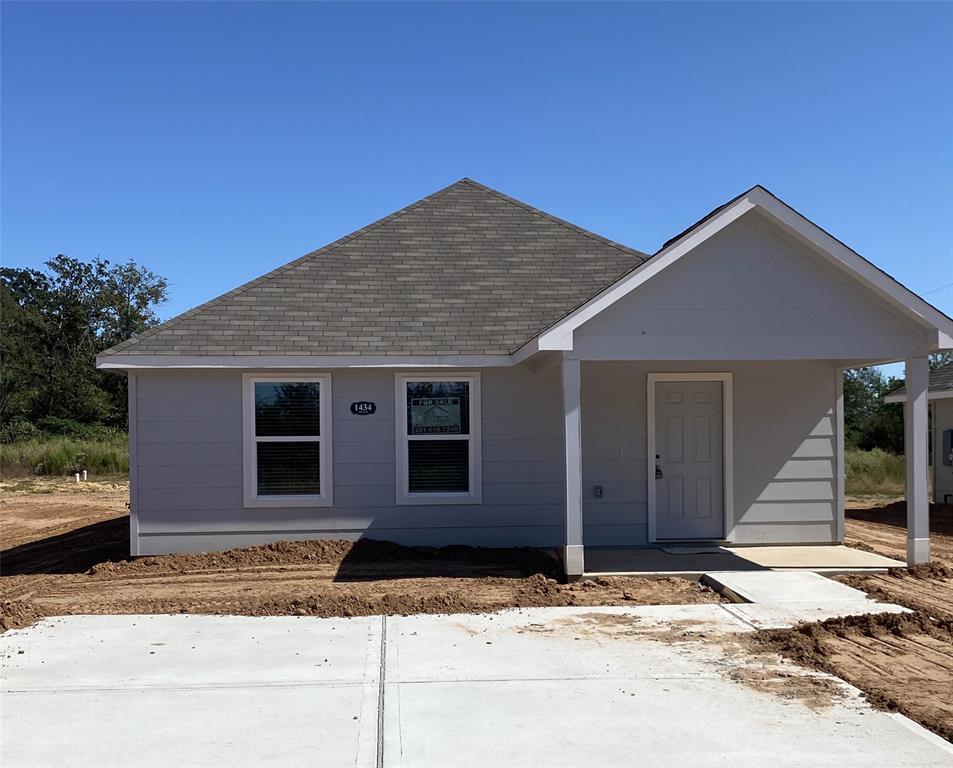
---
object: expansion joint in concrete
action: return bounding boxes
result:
[377,615,387,768]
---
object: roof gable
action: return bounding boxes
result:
[535,186,953,353]
[101,179,647,359]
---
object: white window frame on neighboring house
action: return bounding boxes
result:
[395,373,482,506]
[242,373,333,508]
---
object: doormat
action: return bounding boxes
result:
[660,547,729,555]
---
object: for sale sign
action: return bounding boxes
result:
[410,397,461,434]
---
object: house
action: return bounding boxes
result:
[97,179,953,575]
[885,361,953,505]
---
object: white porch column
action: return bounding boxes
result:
[904,356,930,565]
[562,357,584,577]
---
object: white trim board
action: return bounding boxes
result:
[884,390,953,403]
[646,372,734,544]
[98,344,539,371]
[535,186,953,353]
[127,371,140,556]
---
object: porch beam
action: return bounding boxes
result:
[562,357,584,577]
[904,356,930,565]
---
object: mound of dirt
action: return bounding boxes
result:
[837,563,953,621]
[752,611,953,742]
[84,538,563,579]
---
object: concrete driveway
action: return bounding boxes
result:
[2,608,950,768]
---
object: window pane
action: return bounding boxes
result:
[255,382,319,437]
[257,441,320,495]
[408,440,469,493]
[406,381,469,435]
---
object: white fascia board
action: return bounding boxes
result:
[533,185,953,352]
[885,390,953,404]
[96,341,540,371]
[534,195,758,350]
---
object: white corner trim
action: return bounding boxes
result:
[646,372,734,544]
[127,371,140,556]
[241,373,333,508]
[394,372,482,506]
[835,369,845,543]
[534,186,953,352]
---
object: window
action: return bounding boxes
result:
[242,375,332,507]
[395,374,481,505]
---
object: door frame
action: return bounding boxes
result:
[647,372,734,543]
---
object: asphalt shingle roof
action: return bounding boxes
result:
[102,179,648,357]
[886,361,953,398]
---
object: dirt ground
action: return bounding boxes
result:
[753,611,953,743]
[755,497,953,743]
[842,497,953,619]
[4,481,953,741]
[0,480,719,632]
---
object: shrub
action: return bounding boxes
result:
[0,419,42,444]
[0,436,128,477]
[845,448,905,495]
[32,416,125,442]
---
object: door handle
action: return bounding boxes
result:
[655,465,663,479]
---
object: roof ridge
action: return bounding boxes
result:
[104,179,471,355]
[460,178,649,261]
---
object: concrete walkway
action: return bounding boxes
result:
[3,608,950,767]
[702,570,909,629]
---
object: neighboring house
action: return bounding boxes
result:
[886,361,953,504]
[97,180,953,574]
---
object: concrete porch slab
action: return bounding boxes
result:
[586,544,904,576]
[729,545,904,571]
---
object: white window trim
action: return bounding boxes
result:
[242,373,333,508]
[646,372,733,543]
[395,372,482,506]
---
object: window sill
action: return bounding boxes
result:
[243,494,333,509]
[396,492,482,506]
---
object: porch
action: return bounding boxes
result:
[559,356,932,577]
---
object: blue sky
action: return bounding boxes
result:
[3,1,952,345]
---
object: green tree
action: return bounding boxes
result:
[843,367,904,454]
[0,255,167,430]
[845,352,951,455]
[930,351,953,371]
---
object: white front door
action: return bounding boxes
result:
[654,380,724,540]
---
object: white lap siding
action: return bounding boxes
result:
[132,366,564,555]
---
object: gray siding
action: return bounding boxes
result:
[134,358,842,554]
[936,398,953,503]
[573,211,929,361]
[133,366,565,554]
[581,361,840,546]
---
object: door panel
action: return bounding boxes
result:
[655,381,724,540]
